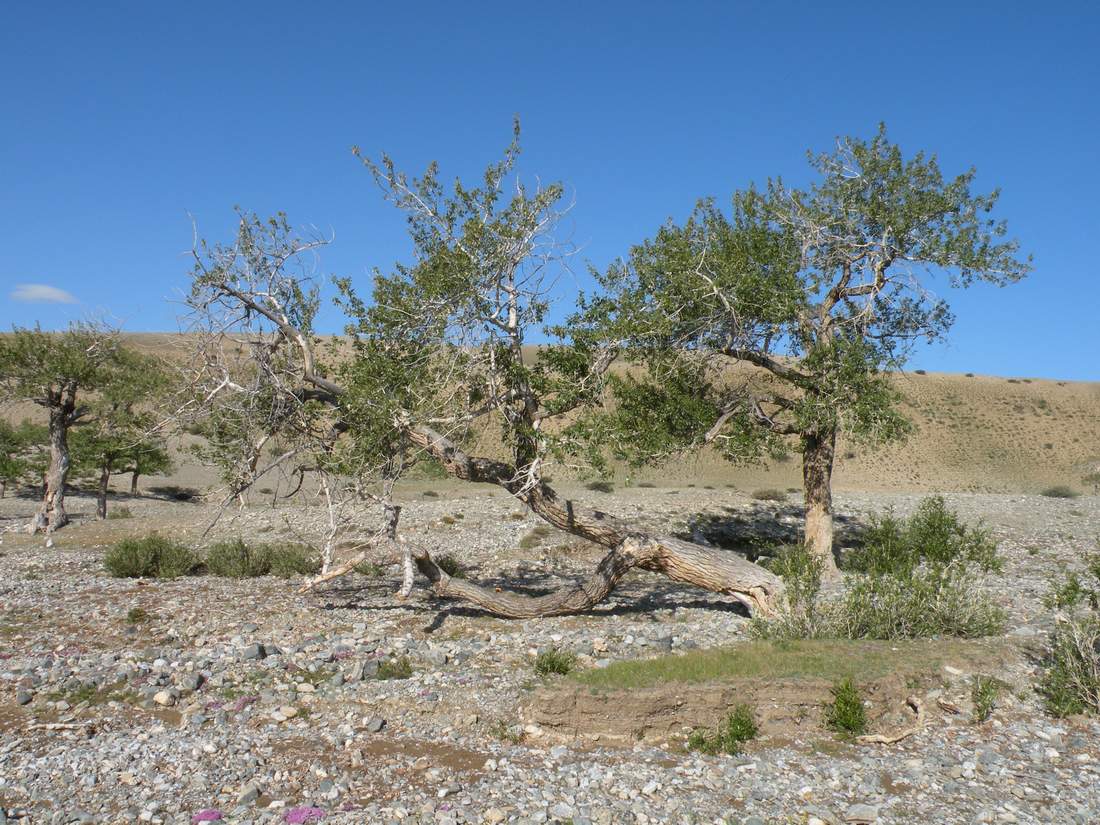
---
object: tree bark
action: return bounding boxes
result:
[130,471,139,494]
[406,424,784,617]
[802,427,838,576]
[96,466,110,519]
[31,387,77,534]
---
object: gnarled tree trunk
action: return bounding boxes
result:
[31,388,77,534]
[96,465,111,519]
[802,427,838,577]
[406,425,784,617]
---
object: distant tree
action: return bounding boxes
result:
[70,351,172,518]
[585,125,1031,574]
[0,419,47,498]
[0,324,133,532]
[126,441,173,494]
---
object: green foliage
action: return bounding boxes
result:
[845,495,1001,577]
[0,419,47,491]
[755,497,1005,641]
[108,505,133,520]
[126,607,153,624]
[1041,485,1079,499]
[104,535,198,579]
[376,656,413,680]
[1039,558,1100,716]
[971,675,1001,722]
[687,704,758,755]
[585,480,615,493]
[534,647,577,676]
[435,553,467,579]
[825,678,867,737]
[206,538,274,578]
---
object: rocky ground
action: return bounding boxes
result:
[0,484,1098,825]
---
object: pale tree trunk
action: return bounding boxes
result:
[406,425,784,617]
[802,427,838,577]
[96,466,111,519]
[31,389,77,534]
[130,471,139,494]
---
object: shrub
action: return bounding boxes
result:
[687,704,758,755]
[914,369,927,375]
[205,540,319,578]
[354,561,385,577]
[971,675,1001,723]
[754,497,1005,641]
[422,490,440,498]
[1041,485,1079,499]
[435,553,467,579]
[206,539,271,578]
[1039,614,1100,716]
[104,535,198,579]
[752,488,787,502]
[108,505,133,520]
[534,647,576,676]
[585,480,615,494]
[377,656,413,680]
[825,678,867,737]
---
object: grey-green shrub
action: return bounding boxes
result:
[205,540,319,579]
[104,535,198,579]
[534,647,576,676]
[825,678,867,737]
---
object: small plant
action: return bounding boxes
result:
[266,543,320,578]
[519,524,553,551]
[752,488,787,502]
[534,647,576,676]
[489,718,525,744]
[971,675,1001,722]
[354,560,385,577]
[1039,614,1100,717]
[585,480,615,494]
[107,505,133,520]
[421,489,440,498]
[825,678,867,737]
[686,703,758,755]
[125,606,152,624]
[104,535,198,579]
[435,553,467,579]
[377,656,413,680]
[914,369,927,375]
[1041,485,1079,499]
[637,481,656,488]
[206,538,271,578]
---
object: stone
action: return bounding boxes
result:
[365,716,385,733]
[844,804,878,823]
[242,644,266,660]
[16,688,33,706]
[153,690,176,707]
[236,783,261,805]
[483,809,506,825]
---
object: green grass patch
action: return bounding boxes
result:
[377,656,413,680]
[571,639,989,691]
[534,647,577,676]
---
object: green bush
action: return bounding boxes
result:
[754,497,1005,641]
[971,675,1001,723]
[585,480,615,494]
[107,505,133,520]
[1039,560,1100,716]
[825,678,867,737]
[266,543,320,578]
[435,553,467,579]
[687,704,758,755]
[206,539,271,578]
[534,647,576,676]
[205,540,319,578]
[104,535,198,579]
[1041,485,1079,499]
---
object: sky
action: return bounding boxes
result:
[2,1,1097,380]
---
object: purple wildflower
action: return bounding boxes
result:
[191,810,224,823]
[284,807,325,824]
[230,694,258,712]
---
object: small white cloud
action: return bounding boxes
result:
[9,283,79,304]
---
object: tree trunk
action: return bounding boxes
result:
[130,471,139,494]
[0,480,5,499]
[31,395,75,534]
[406,425,784,617]
[802,427,838,577]
[97,466,110,519]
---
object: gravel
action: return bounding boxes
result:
[0,486,1098,824]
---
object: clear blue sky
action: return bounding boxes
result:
[2,1,1097,379]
